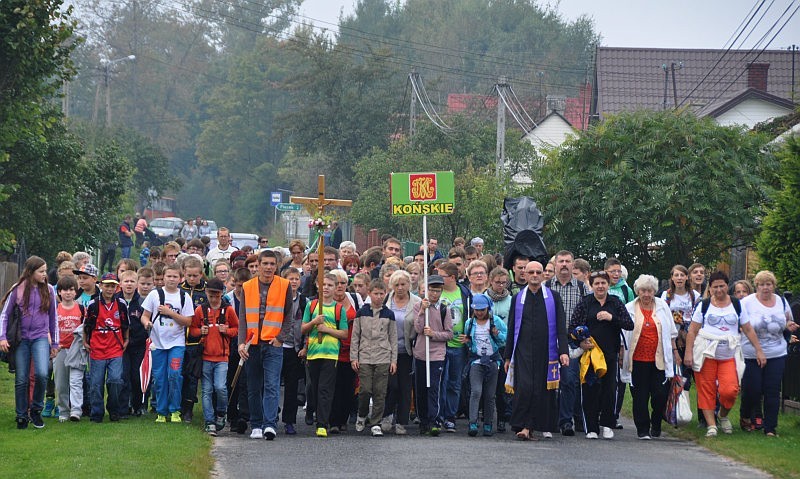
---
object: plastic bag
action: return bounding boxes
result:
[501,197,548,269]
[664,365,690,426]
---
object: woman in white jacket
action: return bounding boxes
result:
[623,274,679,440]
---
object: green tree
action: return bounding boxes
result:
[756,135,800,292]
[529,110,775,279]
[350,118,530,250]
[0,0,78,251]
[0,114,130,260]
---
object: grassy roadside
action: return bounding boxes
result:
[0,368,213,479]
[621,384,800,478]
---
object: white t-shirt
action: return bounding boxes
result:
[661,290,698,331]
[740,294,793,359]
[206,245,239,266]
[471,320,493,364]
[691,301,750,360]
[142,288,195,350]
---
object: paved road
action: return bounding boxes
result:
[211,415,769,479]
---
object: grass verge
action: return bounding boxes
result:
[0,367,213,479]
[621,383,800,478]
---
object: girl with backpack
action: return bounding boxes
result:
[0,256,59,429]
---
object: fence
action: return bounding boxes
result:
[0,262,19,297]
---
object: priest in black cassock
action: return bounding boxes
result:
[504,261,569,440]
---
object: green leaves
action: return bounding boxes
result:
[528,109,775,279]
[757,134,800,293]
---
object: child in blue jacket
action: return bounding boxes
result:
[463,293,507,437]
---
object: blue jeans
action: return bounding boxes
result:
[442,346,467,422]
[151,347,184,416]
[14,337,50,418]
[558,358,581,428]
[89,356,123,420]
[741,356,786,434]
[120,245,132,259]
[202,361,229,424]
[246,343,283,430]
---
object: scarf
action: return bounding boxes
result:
[504,285,559,394]
[487,287,510,303]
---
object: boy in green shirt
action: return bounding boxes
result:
[301,273,348,437]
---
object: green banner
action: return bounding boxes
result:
[390,171,455,216]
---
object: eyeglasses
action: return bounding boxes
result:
[216,269,229,274]
[259,240,269,245]
[470,271,486,276]
[166,254,178,259]
[492,280,508,286]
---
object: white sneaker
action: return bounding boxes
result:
[355,417,366,432]
[380,415,393,433]
[395,424,407,435]
[586,432,598,439]
[718,416,733,434]
[371,425,384,436]
[250,428,263,439]
[542,432,553,439]
[602,426,614,439]
[706,425,718,437]
[264,426,276,440]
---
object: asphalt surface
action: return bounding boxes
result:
[211,414,770,479]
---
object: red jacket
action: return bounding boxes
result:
[189,304,238,362]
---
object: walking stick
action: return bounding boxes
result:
[228,336,255,403]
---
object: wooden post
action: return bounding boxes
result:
[290,175,352,343]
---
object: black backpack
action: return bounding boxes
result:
[155,287,187,326]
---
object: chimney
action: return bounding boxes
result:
[747,63,769,91]
[546,95,567,115]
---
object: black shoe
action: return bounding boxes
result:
[30,411,45,429]
[561,424,575,436]
[16,417,28,429]
[497,421,506,433]
[233,419,248,434]
[90,417,103,423]
[650,428,661,438]
[419,424,430,436]
[614,422,624,430]
[182,412,193,424]
[304,412,314,426]
[110,414,120,422]
[133,408,143,417]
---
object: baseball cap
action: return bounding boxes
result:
[427,275,445,287]
[99,273,119,284]
[472,293,493,310]
[206,278,225,292]
[73,264,99,278]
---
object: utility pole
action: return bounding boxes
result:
[101,55,136,128]
[662,64,669,110]
[409,69,417,145]
[671,62,683,109]
[496,76,507,178]
[791,44,797,102]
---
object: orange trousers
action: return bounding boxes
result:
[695,358,739,410]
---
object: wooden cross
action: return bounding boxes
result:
[290,175,352,341]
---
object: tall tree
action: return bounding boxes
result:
[529,110,775,279]
[0,0,79,251]
[757,135,800,293]
[0,113,130,260]
[350,118,531,249]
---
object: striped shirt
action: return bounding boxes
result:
[546,278,588,328]
[303,302,348,361]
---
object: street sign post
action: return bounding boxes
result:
[270,192,282,206]
[276,202,302,212]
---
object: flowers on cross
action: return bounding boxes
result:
[308,214,335,231]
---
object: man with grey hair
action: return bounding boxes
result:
[205,227,239,267]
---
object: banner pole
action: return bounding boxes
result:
[423,214,430,388]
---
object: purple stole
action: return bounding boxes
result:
[511,286,560,390]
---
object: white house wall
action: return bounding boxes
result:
[714,98,794,128]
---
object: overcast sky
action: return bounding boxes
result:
[298,0,799,50]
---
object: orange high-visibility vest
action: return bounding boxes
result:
[243,276,289,344]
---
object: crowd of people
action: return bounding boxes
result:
[1,229,797,443]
